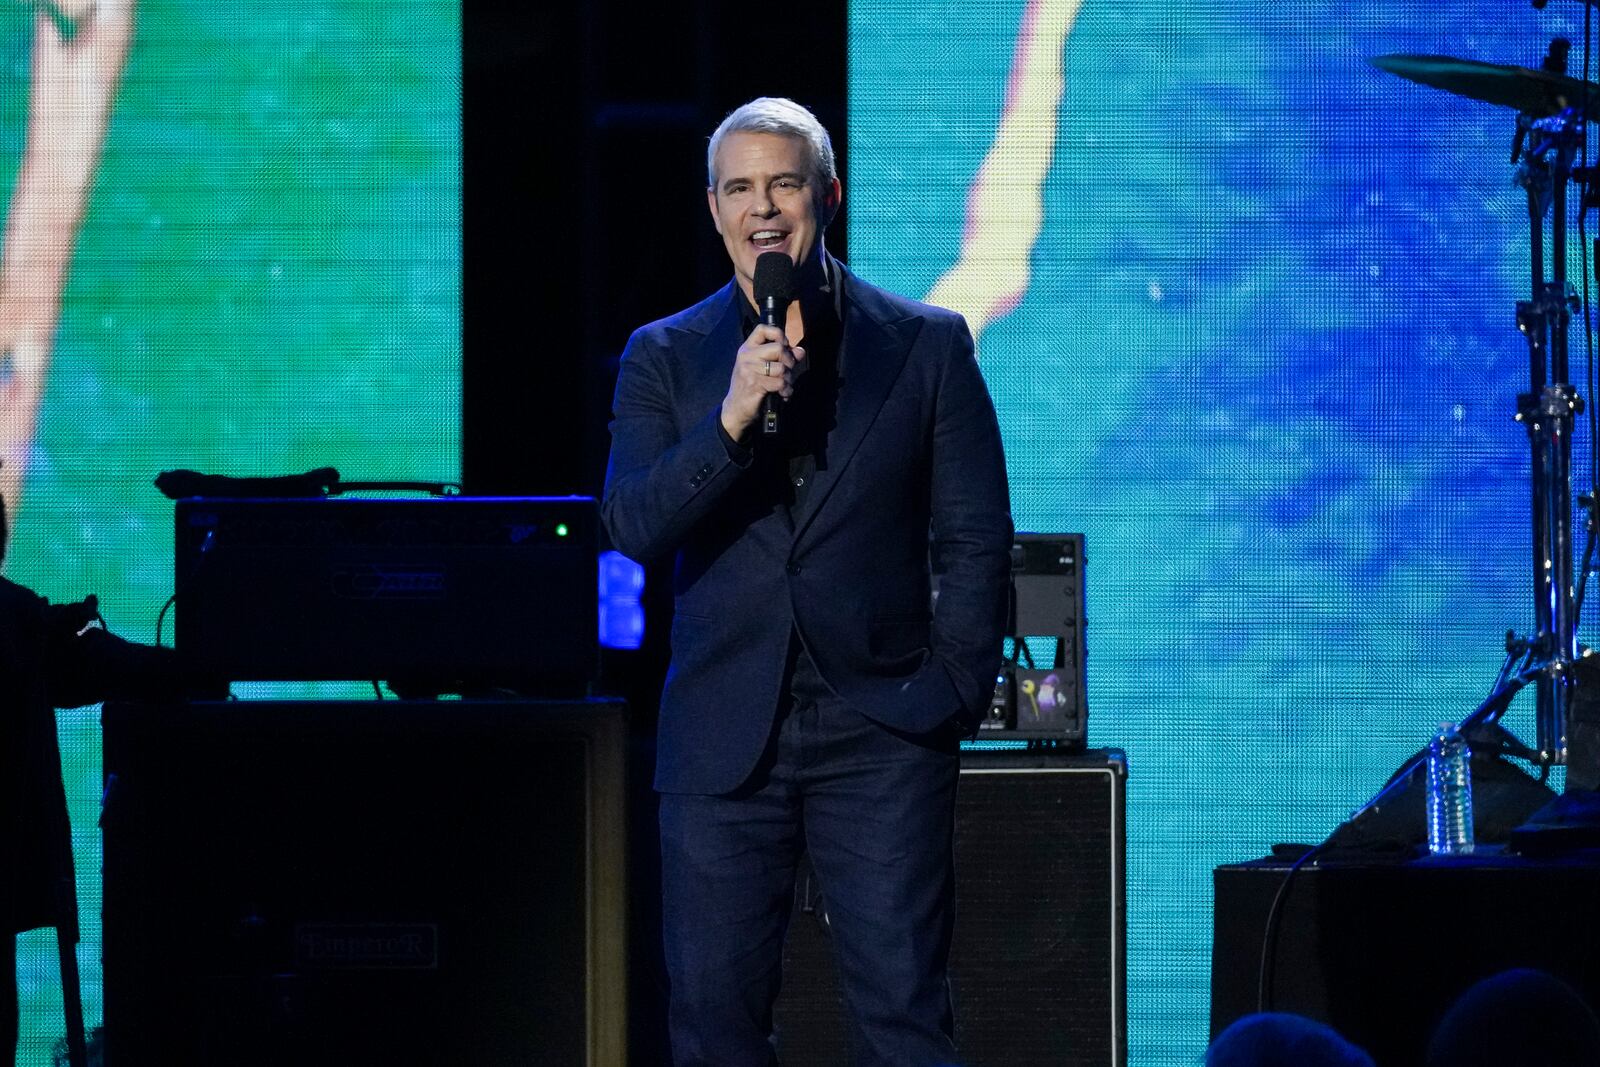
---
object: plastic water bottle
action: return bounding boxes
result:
[1426,722,1475,855]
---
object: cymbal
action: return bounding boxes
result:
[1371,54,1600,118]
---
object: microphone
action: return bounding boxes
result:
[753,251,795,435]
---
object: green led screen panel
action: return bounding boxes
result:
[2,2,459,1061]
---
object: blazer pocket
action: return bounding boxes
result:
[671,611,714,624]
[668,611,713,653]
[872,610,931,624]
[868,615,931,667]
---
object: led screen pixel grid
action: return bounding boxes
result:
[852,0,1591,1061]
[3,1,459,1061]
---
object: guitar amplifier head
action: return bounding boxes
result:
[939,532,1087,743]
[173,496,597,689]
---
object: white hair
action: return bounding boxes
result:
[706,97,837,189]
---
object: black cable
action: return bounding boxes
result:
[156,528,216,648]
[334,479,462,496]
[154,592,177,649]
[1256,841,1325,1013]
[371,680,385,701]
[1004,636,1030,670]
[1575,503,1597,621]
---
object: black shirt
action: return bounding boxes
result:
[723,258,846,708]
[726,256,844,517]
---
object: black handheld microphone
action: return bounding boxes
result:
[753,251,795,435]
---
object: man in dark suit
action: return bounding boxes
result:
[603,97,1012,1066]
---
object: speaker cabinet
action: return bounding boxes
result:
[1213,857,1600,1067]
[102,700,626,1066]
[776,748,1126,1065]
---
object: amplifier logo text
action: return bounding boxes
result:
[330,565,446,599]
[294,923,439,969]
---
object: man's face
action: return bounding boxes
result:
[707,131,841,299]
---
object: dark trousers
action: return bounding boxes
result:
[659,684,961,1067]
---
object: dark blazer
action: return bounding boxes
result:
[603,262,1012,795]
[0,579,74,936]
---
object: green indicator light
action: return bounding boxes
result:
[555,523,569,537]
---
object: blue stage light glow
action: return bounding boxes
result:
[599,549,646,649]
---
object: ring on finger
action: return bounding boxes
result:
[763,360,773,376]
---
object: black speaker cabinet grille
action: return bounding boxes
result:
[102,700,627,1067]
[776,749,1127,1066]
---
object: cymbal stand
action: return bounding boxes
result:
[1507,83,1585,764]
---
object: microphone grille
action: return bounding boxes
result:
[753,251,795,305]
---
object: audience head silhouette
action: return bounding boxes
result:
[1427,968,1600,1067]
[1206,1013,1375,1067]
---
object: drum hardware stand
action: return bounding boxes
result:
[1502,39,1588,770]
[1369,37,1599,769]
[1358,40,1600,808]
[1405,56,1590,771]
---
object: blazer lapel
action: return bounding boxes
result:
[791,271,921,543]
[683,284,744,423]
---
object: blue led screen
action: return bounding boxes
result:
[850,1,1589,1061]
